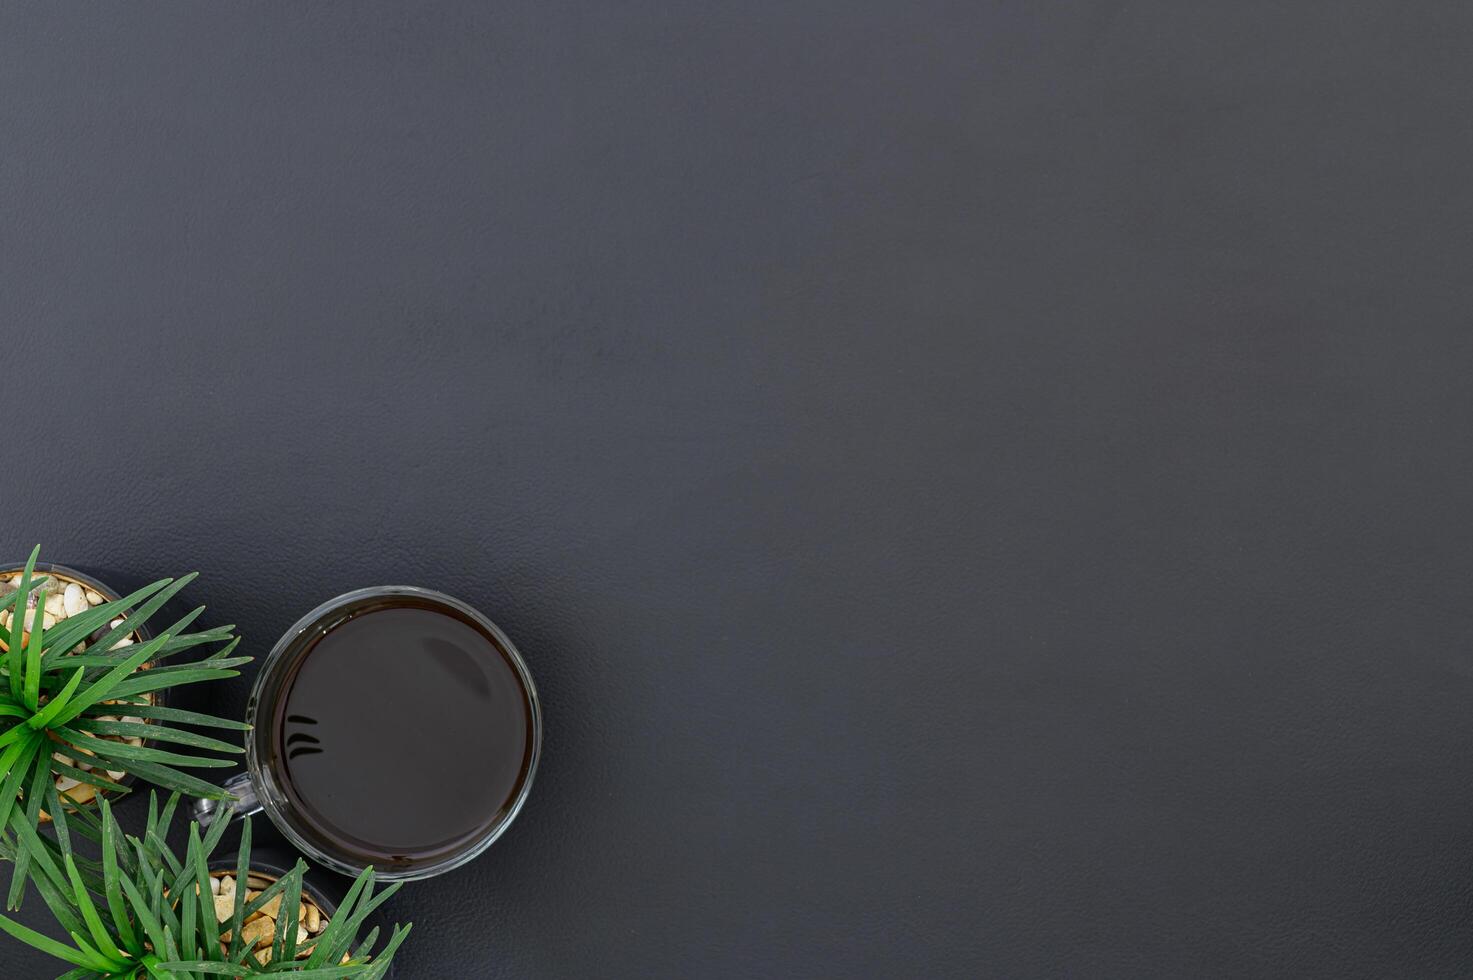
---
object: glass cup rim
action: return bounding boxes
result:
[244,584,543,881]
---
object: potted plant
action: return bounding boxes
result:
[0,793,410,978]
[0,546,248,905]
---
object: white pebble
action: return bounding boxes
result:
[110,637,133,649]
[209,876,220,895]
[44,594,64,618]
[7,575,20,587]
[41,612,56,630]
[63,584,86,616]
[55,776,80,793]
[84,589,104,605]
[109,619,125,630]
[107,770,126,781]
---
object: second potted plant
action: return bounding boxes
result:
[0,793,410,978]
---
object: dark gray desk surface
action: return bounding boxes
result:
[5,2,1473,977]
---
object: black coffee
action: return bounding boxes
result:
[266,597,534,871]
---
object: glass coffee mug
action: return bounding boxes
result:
[196,586,542,881]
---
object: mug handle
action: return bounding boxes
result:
[193,773,263,827]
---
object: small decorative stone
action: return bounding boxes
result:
[84,588,104,605]
[258,892,285,919]
[63,583,86,616]
[62,782,95,805]
[241,915,275,949]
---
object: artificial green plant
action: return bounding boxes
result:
[0,545,249,907]
[0,792,410,978]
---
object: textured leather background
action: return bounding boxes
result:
[4,2,1473,977]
